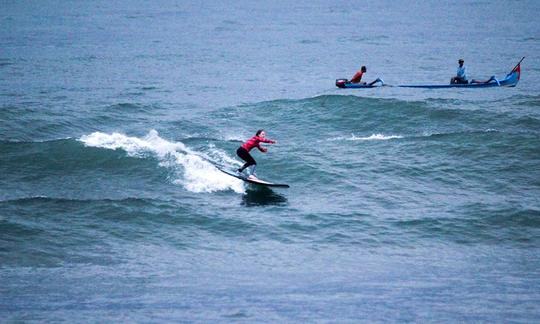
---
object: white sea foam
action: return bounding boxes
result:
[223,133,246,142]
[350,134,403,141]
[80,130,244,193]
[330,133,403,141]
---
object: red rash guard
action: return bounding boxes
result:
[350,71,364,83]
[241,136,275,152]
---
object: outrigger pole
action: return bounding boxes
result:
[511,57,525,72]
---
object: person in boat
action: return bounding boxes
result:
[348,66,381,86]
[350,66,367,84]
[237,129,276,178]
[451,59,468,84]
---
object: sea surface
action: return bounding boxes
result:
[2,1,540,322]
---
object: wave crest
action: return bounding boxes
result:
[330,133,403,141]
[80,130,244,193]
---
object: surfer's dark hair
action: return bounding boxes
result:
[256,129,264,136]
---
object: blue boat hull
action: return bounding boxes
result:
[335,78,384,88]
[398,70,519,89]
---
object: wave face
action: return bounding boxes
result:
[3,95,539,255]
[2,0,540,322]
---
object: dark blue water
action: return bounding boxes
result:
[2,1,540,322]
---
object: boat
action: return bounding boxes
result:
[398,57,524,89]
[335,78,385,88]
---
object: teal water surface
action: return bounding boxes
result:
[2,1,540,322]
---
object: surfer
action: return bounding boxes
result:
[236,130,276,178]
[451,59,468,84]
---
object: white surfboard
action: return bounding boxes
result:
[218,168,290,188]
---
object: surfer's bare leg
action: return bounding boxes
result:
[247,165,257,177]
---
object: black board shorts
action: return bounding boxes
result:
[237,147,256,165]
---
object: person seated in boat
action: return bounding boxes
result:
[348,66,381,86]
[450,59,468,84]
[350,66,367,84]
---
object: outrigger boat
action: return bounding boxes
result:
[335,58,523,89]
[398,57,524,89]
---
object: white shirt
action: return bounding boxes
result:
[457,65,467,80]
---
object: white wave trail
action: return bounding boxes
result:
[349,134,403,141]
[329,133,403,141]
[79,130,244,193]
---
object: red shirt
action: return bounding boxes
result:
[350,71,364,83]
[241,136,275,152]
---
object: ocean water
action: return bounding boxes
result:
[2,1,540,322]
